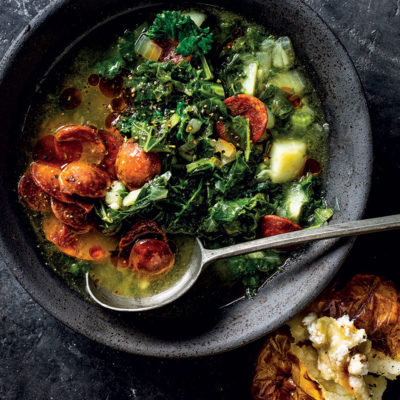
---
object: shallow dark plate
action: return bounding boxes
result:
[0,0,371,357]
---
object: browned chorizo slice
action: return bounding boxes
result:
[33,135,63,166]
[74,198,95,213]
[30,162,73,203]
[59,161,111,198]
[18,172,51,212]
[43,215,80,257]
[43,215,117,261]
[99,129,124,179]
[156,39,192,64]
[117,219,167,269]
[303,158,322,176]
[260,215,301,237]
[55,125,105,165]
[215,121,229,142]
[129,238,175,278]
[54,140,83,164]
[50,197,93,233]
[217,94,268,144]
[115,140,161,190]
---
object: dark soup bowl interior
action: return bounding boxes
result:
[0,0,371,357]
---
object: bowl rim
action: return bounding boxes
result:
[0,0,372,358]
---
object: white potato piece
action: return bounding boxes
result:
[269,69,307,95]
[267,140,307,183]
[242,62,258,95]
[368,349,400,380]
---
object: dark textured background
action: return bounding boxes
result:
[1,0,399,399]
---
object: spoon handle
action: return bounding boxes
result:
[202,214,400,265]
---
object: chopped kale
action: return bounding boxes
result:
[146,11,213,57]
[91,9,331,295]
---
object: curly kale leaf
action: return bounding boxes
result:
[201,193,272,240]
[146,11,213,57]
[96,172,171,231]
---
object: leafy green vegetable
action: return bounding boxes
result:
[201,193,271,239]
[97,172,171,231]
[90,9,331,296]
[307,207,334,228]
[223,116,252,161]
[146,11,213,57]
[278,174,332,226]
[226,250,282,297]
[215,151,251,195]
[259,85,293,119]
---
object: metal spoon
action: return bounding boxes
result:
[86,214,400,312]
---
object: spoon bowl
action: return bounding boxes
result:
[87,238,204,311]
[87,215,400,311]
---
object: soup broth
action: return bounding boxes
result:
[19,7,330,304]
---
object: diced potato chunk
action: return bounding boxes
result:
[242,62,258,95]
[215,138,236,165]
[270,70,307,95]
[267,140,307,183]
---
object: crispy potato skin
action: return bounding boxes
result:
[252,329,323,400]
[252,274,400,399]
[115,140,161,190]
[59,161,111,198]
[309,274,400,360]
[18,172,51,212]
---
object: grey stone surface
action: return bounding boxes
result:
[1,0,399,399]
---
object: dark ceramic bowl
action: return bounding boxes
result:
[0,0,371,357]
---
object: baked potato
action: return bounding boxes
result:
[252,275,400,400]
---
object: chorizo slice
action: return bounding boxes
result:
[55,125,105,165]
[215,121,229,142]
[156,39,192,64]
[303,158,322,176]
[117,219,167,269]
[260,215,301,238]
[30,162,73,203]
[18,172,51,212]
[43,215,80,257]
[74,198,95,213]
[217,94,268,144]
[59,161,111,198]
[129,238,175,278]
[33,135,63,166]
[99,129,124,179]
[50,197,93,233]
[115,140,161,190]
[54,140,83,164]
[43,215,117,261]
